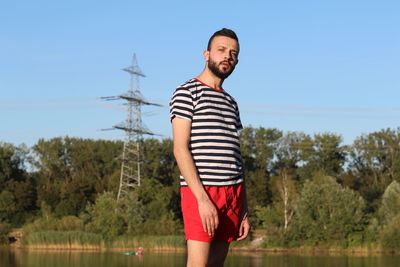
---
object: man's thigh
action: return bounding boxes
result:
[208,241,230,267]
[187,240,211,267]
[187,240,230,267]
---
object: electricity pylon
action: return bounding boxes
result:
[102,54,161,202]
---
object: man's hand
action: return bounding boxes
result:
[237,215,250,241]
[198,198,219,237]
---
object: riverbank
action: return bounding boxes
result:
[7,230,398,255]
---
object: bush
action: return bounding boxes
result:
[293,174,366,246]
[376,181,400,251]
[23,216,84,237]
[57,216,84,231]
[85,192,125,240]
[380,214,400,251]
[379,181,400,225]
[0,222,12,244]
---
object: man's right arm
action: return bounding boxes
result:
[172,117,219,237]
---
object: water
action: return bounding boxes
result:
[1,249,399,267]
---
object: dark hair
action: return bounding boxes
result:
[207,28,239,51]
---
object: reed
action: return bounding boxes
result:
[24,231,103,250]
[111,235,186,250]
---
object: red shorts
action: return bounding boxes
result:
[180,183,244,243]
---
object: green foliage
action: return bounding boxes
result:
[0,142,27,185]
[23,202,84,236]
[376,181,400,250]
[32,137,122,217]
[136,212,180,235]
[255,205,275,229]
[254,205,287,246]
[0,222,12,244]
[240,127,282,211]
[379,181,400,224]
[3,127,400,250]
[117,190,144,235]
[349,128,400,212]
[298,133,346,180]
[293,174,365,246]
[380,214,400,250]
[136,178,181,234]
[0,190,16,222]
[85,192,125,240]
[0,143,34,225]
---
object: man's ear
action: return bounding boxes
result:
[203,50,210,61]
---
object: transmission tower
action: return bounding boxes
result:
[102,54,161,202]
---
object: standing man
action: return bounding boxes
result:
[169,28,250,267]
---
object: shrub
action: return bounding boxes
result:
[0,222,12,244]
[380,214,400,251]
[293,174,366,246]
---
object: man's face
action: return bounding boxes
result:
[205,36,239,79]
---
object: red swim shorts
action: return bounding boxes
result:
[180,183,245,243]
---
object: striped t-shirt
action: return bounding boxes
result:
[169,78,244,187]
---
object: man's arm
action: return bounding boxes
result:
[237,182,250,241]
[172,117,219,237]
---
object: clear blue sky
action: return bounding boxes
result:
[1,0,399,147]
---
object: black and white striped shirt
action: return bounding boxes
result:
[169,78,244,187]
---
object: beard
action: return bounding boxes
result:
[208,58,235,80]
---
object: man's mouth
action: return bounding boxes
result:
[220,61,230,68]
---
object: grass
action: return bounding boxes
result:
[24,231,103,250]
[22,231,186,250]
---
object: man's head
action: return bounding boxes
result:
[204,28,239,80]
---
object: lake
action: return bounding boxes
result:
[1,249,399,266]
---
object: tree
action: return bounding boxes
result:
[349,128,400,212]
[117,190,144,234]
[85,192,125,240]
[293,174,365,245]
[32,137,122,216]
[379,180,400,225]
[268,132,306,233]
[298,133,346,180]
[0,142,27,186]
[0,143,34,225]
[240,127,282,211]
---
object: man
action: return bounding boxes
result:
[169,28,250,267]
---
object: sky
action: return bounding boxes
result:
[1,0,399,147]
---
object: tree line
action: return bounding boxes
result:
[0,126,400,249]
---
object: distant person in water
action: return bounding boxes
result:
[169,28,250,267]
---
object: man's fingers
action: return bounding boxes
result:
[214,215,219,230]
[237,223,245,240]
[208,218,214,236]
[237,219,250,241]
[202,218,208,234]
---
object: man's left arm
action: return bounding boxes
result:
[237,182,250,241]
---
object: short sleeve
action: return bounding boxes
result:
[169,86,194,122]
[236,105,243,130]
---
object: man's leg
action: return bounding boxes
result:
[207,241,230,267]
[187,240,230,267]
[187,240,211,267]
